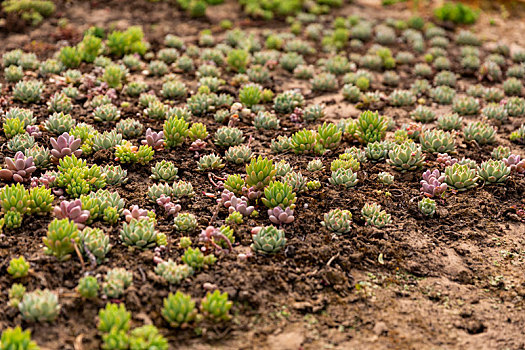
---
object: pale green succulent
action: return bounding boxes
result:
[321,208,352,234]
[420,129,456,153]
[151,160,178,182]
[251,226,286,254]
[418,198,436,217]
[444,163,478,191]
[155,259,193,284]
[120,218,157,249]
[388,141,425,171]
[174,213,198,232]
[329,168,358,188]
[18,289,60,322]
[477,160,510,184]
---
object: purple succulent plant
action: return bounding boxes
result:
[436,153,458,167]
[142,128,164,150]
[503,154,525,175]
[189,139,207,151]
[26,125,42,138]
[242,186,262,200]
[122,205,149,223]
[420,169,447,198]
[199,226,233,252]
[0,152,37,183]
[50,132,82,160]
[268,207,295,225]
[219,189,254,216]
[156,194,181,216]
[53,199,90,228]
[290,107,304,123]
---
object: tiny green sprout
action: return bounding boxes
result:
[7,256,30,278]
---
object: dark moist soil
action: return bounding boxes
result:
[1,0,525,349]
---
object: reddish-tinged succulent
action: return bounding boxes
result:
[199,226,233,252]
[189,139,207,151]
[123,205,149,223]
[0,151,37,183]
[156,194,181,216]
[436,153,458,167]
[268,207,295,225]
[219,189,254,216]
[503,154,525,175]
[142,128,164,150]
[26,125,42,138]
[420,169,447,197]
[50,132,82,159]
[53,199,90,228]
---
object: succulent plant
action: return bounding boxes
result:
[245,156,276,190]
[13,80,44,103]
[7,256,30,278]
[452,96,480,115]
[477,160,510,184]
[321,208,352,234]
[7,133,36,152]
[155,259,193,284]
[220,189,255,216]
[161,291,199,328]
[18,289,60,322]
[329,168,358,188]
[420,169,447,198]
[463,121,496,145]
[365,141,390,161]
[77,276,99,298]
[181,246,205,270]
[98,303,131,333]
[378,171,394,185]
[428,83,455,103]
[253,111,280,130]
[172,181,195,198]
[411,106,436,123]
[503,154,525,174]
[389,89,416,107]
[420,129,456,154]
[444,163,478,191]
[79,227,111,263]
[361,203,391,228]
[273,90,305,114]
[251,225,286,254]
[504,96,525,117]
[388,142,425,171]
[262,181,296,209]
[0,327,40,350]
[225,144,252,164]
[53,199,90,229]
[129,325,168,350]
[43,218,79,261]
[0,151,36,183]
[174,213,198,232]
[291,129,318,154]
[356,110,387,144]
[8,283,26,308]
[120,218,157,249]
[418,198,436,217]
[47,92,72,114]
[103,268,133,299]
[200,290,233,322]
[437,113,463,131]
[141,128,164,150]
[163,115,189,148]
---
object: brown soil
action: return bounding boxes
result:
[1,0,525,349]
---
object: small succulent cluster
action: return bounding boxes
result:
[361,203,391,228]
